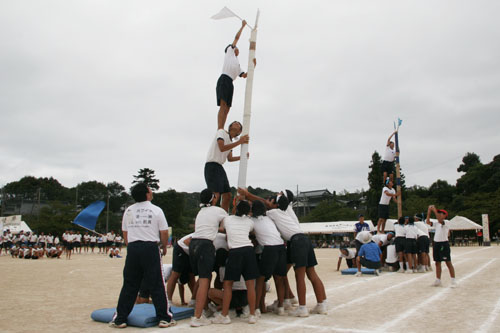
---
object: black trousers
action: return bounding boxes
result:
[114,241,172,324]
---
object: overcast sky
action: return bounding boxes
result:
[1,0,499,194]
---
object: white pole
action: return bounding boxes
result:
[237,10,260,189]
[482,214,491,246]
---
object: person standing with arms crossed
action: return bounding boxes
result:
[110,183,174,329]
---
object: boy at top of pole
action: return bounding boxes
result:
[382,131,397,184]
[216,20,256,130]
[377,178,397,233]
[205,121,249,212]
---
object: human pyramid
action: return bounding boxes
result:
[109,20,327,329]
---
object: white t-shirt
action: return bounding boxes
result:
[266,208,302,242]
[107,233,115,241]
[192,206,228,241]
[206,129,232,165]
[66,234,74,243]
[251,216,284,246]
[39,235,46,243]
[177,233,193,255]
[54,237,60,245]
[372,234,389,246]
[84,234,90,242]
[394,224,406,237]
[432,220,450,242]
[221,45,242,81]
[339,248,356,259]
[213,232,229,250]
[379,187,395,205]
[222,215,254,250]
[75,234,82,242]
[416,222,430,237]
[30,234,37,242]
[115,236,123,243]
[122,201,169,243]
[383,145,395,162]
[219,267,246,290]
[405,225,418,239]
[46,235,54,243]
[90,235,97,243]
[386,244,398,263]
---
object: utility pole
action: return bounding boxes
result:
[106,192,110,234]
[395,130,402,218]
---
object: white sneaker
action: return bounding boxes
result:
[187,299,196,307]
[413,269,418,273]
[405,270,413,274]
[211,312,231,324]
[248,314,258,324]
[428,265,433,271]
[451,280,458,288]
[283,299,293,310]
[241,305,250,318]
[374,270,380,276]
[286,297,299,305]
[310,303,327,315]
[355,271,362,277]
[190,315,212,327]
[432,279,442,287]
[418,266,426,273]
[274,306,286,316]
[255,309,261,317]
[288,306,309,317]
[267,300,279,312]
[397,268,405,273]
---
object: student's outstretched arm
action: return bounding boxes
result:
[336,257,342,271]
[387,131,396,146]
[232,20,247,47]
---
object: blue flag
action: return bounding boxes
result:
[398,118,403,127]
[73,201,106,231]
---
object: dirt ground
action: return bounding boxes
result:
[1,246,500,333]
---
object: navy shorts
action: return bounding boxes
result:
[417,236,430,254]
[189,239,215,279]
[204,162,231,194]
[381,160,394,174]
[289,234,318,268]
[224,246,260,281]
[404,238,418,254]
[395,237,406,253]
[172,243,191,276]
[378,204,390,220]
[360,257,381,269]
[216,74,234,107]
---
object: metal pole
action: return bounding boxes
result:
[395,131,402,218]
[237,10,260,189]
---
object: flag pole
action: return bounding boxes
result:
[237,10,260,189]
[395,124,402,218]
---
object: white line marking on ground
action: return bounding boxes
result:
[377,258,497,332]
[262,319,373,333]
[475,294,500,333]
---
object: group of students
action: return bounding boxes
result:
[338,205,457,288]
[182,188,327,327]
[1,229,124,260]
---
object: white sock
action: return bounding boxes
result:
[406,262,410,270]
[399,262,404,269]
[451,278,456,282]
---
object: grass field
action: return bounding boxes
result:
[1,246,499,333]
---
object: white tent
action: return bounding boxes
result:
[449,216,483,230]
[300,220,375,234]
[0,215,32,234]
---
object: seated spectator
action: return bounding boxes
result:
[208,266,249,317]
[109,244,122,258]
[355,232,382,276]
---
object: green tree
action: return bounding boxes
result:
[106,181,130,213]
[429,179,455,205]
[301,201,358,222]
[76,181,108,207]
[366,151,383,222]
[457,152,481,173]
[153,189,187,236]
[132,168,160,191]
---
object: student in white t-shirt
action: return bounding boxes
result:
[404,217,419,274]
[89,234,97,253]
[337,247,356,270]
[216,19,254,130]
[376,179,397,233]
[381,131,397,184]
[427,205,456,288]
[204,121,249,212]
[415,215,431,272]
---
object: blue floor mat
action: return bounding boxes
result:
[91,303,194,327]
[341,267,376,275]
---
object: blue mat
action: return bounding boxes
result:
[91,304,194,327]
[341,268,376,275]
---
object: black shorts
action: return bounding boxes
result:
[204,162,230,194]
[216,74,234,107]
[395,237,406,253]
[172,243,191,275]
[230,290,248,309]
[286,241,292,265]
[215,248,229,271]
[433,241,451,262]
[107,241,113,247]
[360,257,381,269]
[224,246,260,281]
[74,242,81,248]
[354,240,363,256]
[404,238,418,254]
[346,258,354,268]
[381,160,394,174]
[90,242,96,248]
[66,243,73,250]
[289,234,318,268]
[259,245,287,280]
[189,239,216,279]
[417,236,430,254]
[378,204,390,220]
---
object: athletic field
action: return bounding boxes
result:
[2,246,499,333]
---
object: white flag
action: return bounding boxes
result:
[211,6,238,20]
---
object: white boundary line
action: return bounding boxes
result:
[377,258,497,332]
[475,294,500,333]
